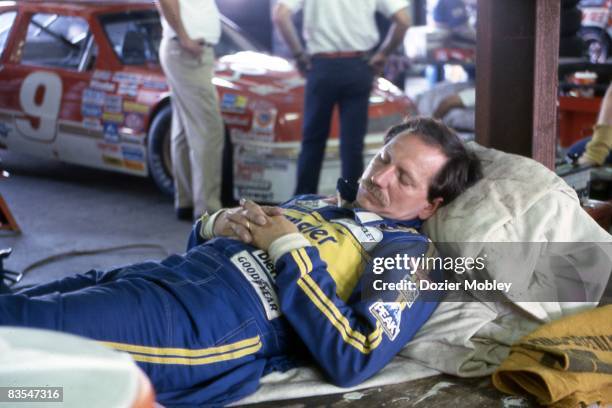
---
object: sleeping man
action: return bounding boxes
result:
[0,118,482,406]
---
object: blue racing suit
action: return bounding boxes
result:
[0,195,441,407]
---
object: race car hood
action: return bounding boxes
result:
[214,51,305,99]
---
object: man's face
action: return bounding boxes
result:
[356,132,448,220]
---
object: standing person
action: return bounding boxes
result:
[273,0,411,195]
[157,0,225,220]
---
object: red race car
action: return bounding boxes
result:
[0,0,414,203]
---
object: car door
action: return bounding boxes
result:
[1,10,99,164]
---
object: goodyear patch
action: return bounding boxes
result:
[230,250,281,320]
[123,101,149,114]
[221,93,248,113]
[369,302,402,341]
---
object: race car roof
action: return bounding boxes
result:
[1,0,155,14]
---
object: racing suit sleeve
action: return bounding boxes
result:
[274,238,441,387]
[186,210,225,250]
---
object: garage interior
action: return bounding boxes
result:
[1,0,611,407]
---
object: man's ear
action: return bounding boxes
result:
[418,197,443,220]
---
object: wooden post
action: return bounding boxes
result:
[476,0,559,169]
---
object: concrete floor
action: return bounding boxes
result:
[0,150,192,288]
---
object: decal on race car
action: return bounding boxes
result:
[82,104,103,119]
[123,101,149,114]
[251,109,277,134]
[231,128,274,144]
[103,122,121,143]
[104,95,123,114]
[17,71,62,142]
[118,82,139,97]
[82,118,103,130]
[83,89,106,106]
[221,114,250,127]
[92,70,112,81]
[103,112,124,123]
[142,80,167,91]
[124,113,145,133]
[113,72,143,84]
[89,80,116,93]
[221,93,248,113]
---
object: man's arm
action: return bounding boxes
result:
[156,0,204,57]
[272,3,311,74]
[369,7,411,75]
[247,212,440,386]
[580,84,612,166]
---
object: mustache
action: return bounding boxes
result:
[360,178,388,206]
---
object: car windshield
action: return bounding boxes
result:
[99,10,262,66]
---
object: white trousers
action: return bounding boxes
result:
[159,38,224,217]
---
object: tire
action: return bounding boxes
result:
[580,27,610,63]
[147,104,174,196]
[560,7,583,36]
[147,103,235,204]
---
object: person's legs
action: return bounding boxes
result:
[338,58,373,186]
[169,46,223,216]
[0,256,269,406]
[160,38,194,215]
[15,269,111,297]
[295,58,339,195]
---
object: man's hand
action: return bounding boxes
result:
[249,215,299,251]
[213,199,283,243]
[179,36,205,58]
[368,51,387,76]
[295,53,312,76]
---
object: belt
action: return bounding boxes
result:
[312,51,367,58]
[170,37,214,47]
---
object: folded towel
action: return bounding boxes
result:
[492,305,612,408]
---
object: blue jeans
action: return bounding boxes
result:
[295,56,374,194]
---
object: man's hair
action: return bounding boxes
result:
[384,117,482,206]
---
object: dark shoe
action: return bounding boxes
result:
[176,207,194,221]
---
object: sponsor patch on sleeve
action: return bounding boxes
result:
[230,250,281,320]
[368,301,401,341]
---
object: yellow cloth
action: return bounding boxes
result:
[492,305,612,408]
[584,125,612,166]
